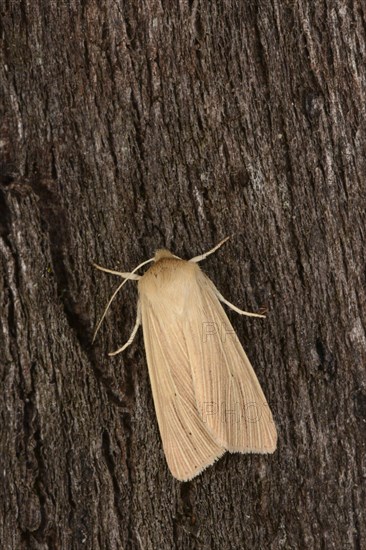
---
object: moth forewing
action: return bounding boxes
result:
[188,271,277,453]
[93,240,277,480]
[138,257,225,481]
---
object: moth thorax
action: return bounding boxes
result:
[154,249,175,262]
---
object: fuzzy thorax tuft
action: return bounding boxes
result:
[154,249,176,262]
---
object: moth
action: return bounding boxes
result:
[93,238,277,481]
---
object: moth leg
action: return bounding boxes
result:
[109,303,141,356]
[189,236,230,263]
[93,257,154,344]
[93,263,140,280]
[92,275,139,343]
[215,289,266,318]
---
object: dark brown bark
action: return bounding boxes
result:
[1,1,365,548]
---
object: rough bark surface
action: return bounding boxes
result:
[1,1,365,549]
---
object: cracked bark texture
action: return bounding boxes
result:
[1,1,365,549]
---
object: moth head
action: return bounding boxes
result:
[154,249,176,262]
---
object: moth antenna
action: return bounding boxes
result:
[93,257,154,342]
[214,288,266,318]
[108,303,141,356]
[93,263,140,280]
[189,236,231,263]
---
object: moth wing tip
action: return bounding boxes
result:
[170,448,226,482]
[228,446,277,455]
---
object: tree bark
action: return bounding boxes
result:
[1,1,365,548]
